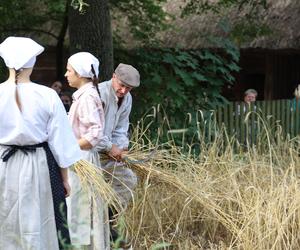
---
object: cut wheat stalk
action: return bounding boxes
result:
[73,159,123,213]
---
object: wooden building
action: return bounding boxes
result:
[235,48,300,101]
[160,0,300,101]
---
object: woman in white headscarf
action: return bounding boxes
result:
[65,52,109,250]
[0,37,82,249]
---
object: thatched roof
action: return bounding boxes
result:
[159,0,300,50]
[250,1,300,49]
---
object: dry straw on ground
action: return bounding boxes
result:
[120,113,300,250]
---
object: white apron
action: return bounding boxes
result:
[0,146,59,250]
[67,149,109,250]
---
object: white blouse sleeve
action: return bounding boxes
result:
[47,93,81,168]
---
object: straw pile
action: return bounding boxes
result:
[120,133,300,249]
[70,109,300,249]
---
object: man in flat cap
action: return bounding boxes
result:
[97,63,140,245]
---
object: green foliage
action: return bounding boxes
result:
[117,38,240,125]
[0,0,271,48]
[0,0,66,40]
[0,0,170,49]
[111,0,170,46]
[0,1,43,27]
[111,216,127,249]
[115,31,240,148]
[69,0,170,46]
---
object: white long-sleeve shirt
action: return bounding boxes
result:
[97,80,132,152]
[0,81,81,167]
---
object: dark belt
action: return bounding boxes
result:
[1,142,47,162]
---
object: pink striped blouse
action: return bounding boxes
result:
[68,82,104,147]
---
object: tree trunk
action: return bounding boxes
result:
[56,0,69,81]
[68,0,113,81]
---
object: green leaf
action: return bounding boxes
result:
[227,63,240,72]
[174,66,195,86]
[162,53,176,64]
[192,72,207,81]
[200,50,222,64]
[152,73,162,84]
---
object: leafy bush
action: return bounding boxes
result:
[115,37,240,135]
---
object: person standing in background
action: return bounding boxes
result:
[292,84,300,111]
[244,89,258,104]
[60,91,72,112]
[51,80,63,95]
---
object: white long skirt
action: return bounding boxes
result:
[67,149,109,250]
[0,146,59,250]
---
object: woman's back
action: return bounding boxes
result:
[0,36,82,250]
[0,81,79,167]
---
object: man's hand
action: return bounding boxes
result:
[108,144,123,161]
[121,150,128,159]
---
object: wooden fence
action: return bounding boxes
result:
[197,99,300,145]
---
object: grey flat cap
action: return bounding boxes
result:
[115,63,140,87]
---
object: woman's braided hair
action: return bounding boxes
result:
[15,69,22,111]
[91,64,101,99]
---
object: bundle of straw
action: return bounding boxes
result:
[73,159,123,212]
[122,149,190,196]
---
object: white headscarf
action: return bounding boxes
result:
[68,52,99,78]
[0,36,44,70]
